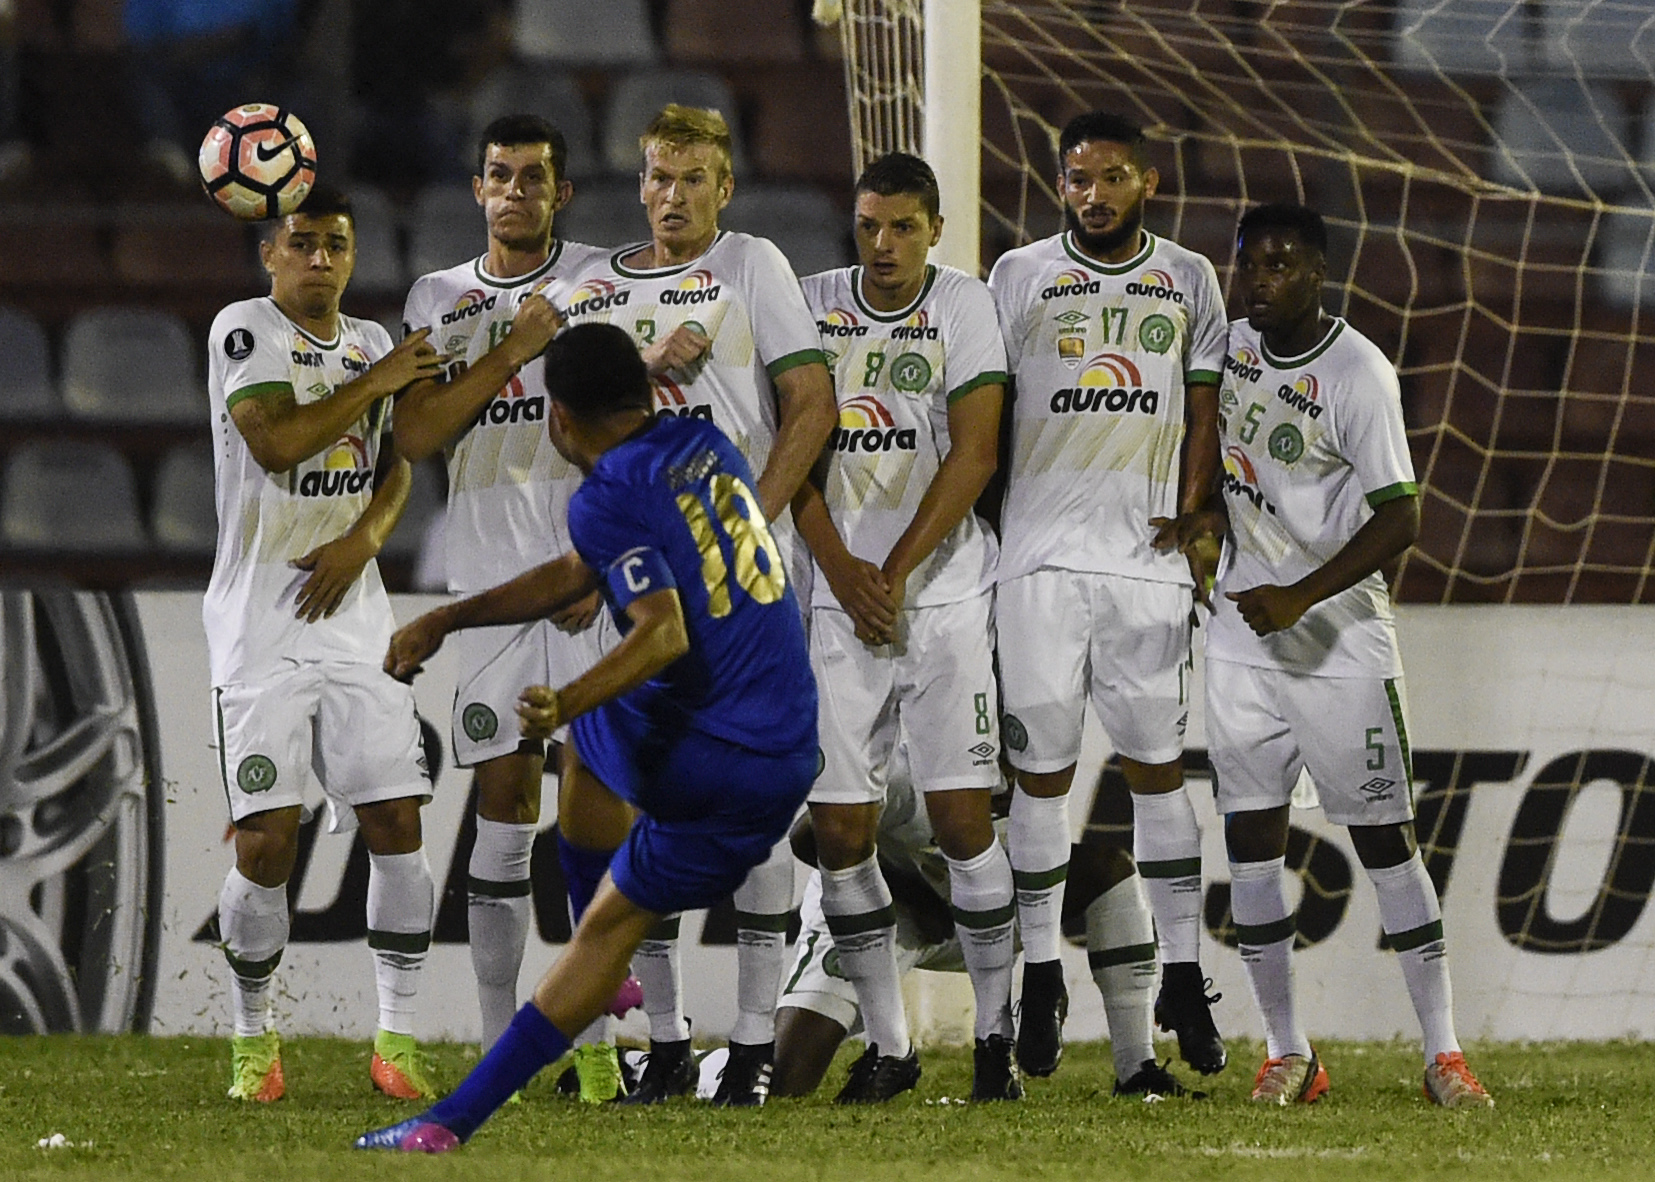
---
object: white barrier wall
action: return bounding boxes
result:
[136,594,1655,1043]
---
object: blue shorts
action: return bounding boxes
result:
[572,707,816,916]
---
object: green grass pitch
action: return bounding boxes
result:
[1,1037,1649,1181]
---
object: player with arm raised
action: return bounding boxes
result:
[554,103,837,1104]
[206,185,445,1104]
[356,322,818,1153]
[987,111,1227,1080]
[394,115,631,1082]
[1190,203,1491,1108]
[793,153,1016,1102]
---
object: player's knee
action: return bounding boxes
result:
[355,796,424,855]
[809,805,878,869]
[474,749,544,824]
[1016,766,1076,798]
[233,805,303,886]
[1348,820,1416,870]
[925,789,996,860]
[1223,805,1290,863]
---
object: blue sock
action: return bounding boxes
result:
[558,830,613,924]
[425,1003,570,1140]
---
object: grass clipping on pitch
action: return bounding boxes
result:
[0,1036,1649,1180]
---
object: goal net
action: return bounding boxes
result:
[833,0,1655,1042]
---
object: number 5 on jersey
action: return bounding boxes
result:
[675,474,786,617]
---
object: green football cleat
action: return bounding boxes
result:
[228,1030,284,1102]
[573,1042,627,1104]
[372,1030,438,1101]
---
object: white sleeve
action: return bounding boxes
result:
[402,276,439,338]
[742,237,829,379]
[944,276,1009,403]
[1337,350,1417,504]
[213,303,292,410]
[986,253,1027,373]
[1184,254,1229,383]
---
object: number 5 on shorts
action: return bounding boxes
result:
[1365,726,1385,771]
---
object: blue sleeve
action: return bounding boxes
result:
[602,546,678,611]
[568,469,653,581]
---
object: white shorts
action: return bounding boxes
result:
[808,593,1000,807]
[1206,658,1416,827]
[213,660,430,825]
[449,614,613,764]
[778,872,957,1032]
[997,569,1191,770]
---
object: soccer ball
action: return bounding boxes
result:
[198,104,317,221]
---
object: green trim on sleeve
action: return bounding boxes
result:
[225,381,293,410]
[946,370,1007,404]
[1366,481,1419,508]
[1185,369,1221,386]
[766,348,829,379]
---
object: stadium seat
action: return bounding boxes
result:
[723,184,849,276]
[0,306,60,420]
[1596,212,1655,309]
[110,206,256,287]
[1543,0,1655,81]
[602,70,747,175]
[514,0,656,67]
[1393,0,1535,76]
[468,64,599,178]
[664,0,806,64]
[1489,79,1635,197]
[408,185,488,278]
[346,185,406,295]
[382,457,445,561]
[150,442,219,555]
[0,214,107,285]
[558,176,646,249]
[60,308,205,424]
[0,439,146,552]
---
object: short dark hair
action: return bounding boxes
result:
[1237,202,1328,256]
[476,113,569,181]
[265,183,353,239]
[1058,111,1148,168]
[855,152,941,221]
[541,323,651,420]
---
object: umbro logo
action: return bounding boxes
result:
[1358,777,1396,802]
[969,741,996,766]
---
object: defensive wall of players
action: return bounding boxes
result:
[120,592,1655,1044]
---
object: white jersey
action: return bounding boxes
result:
[800,265,1005,610]
[556,231,825,534]
[988,230,1228,585]
[1206,317,1417,677]
[402,241,608,592]
[203,297,397,685]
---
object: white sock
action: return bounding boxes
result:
[1368,854,1460,1063]
[1008,789,1071,965]
[948,841,1017,1041]
[820,855,910,1058]
[468,817,536,1050]
[1131,787,1204,965]
[366,848,434,1037]
[634,916,690,1042]
[218,867,289,1038]
[1085,874,1157,1082]
[731,838,794,1045]
[1229,857,1307,1060]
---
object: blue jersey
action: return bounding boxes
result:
[567,415,816,758]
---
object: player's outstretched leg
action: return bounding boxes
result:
[357,877,657,1152]
[219,866,289,1102]
[715,839,795,1106]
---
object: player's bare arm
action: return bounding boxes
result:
[232,329,444,472]
[394,295,564,462]
[516,587,690,740]
[292,454,412,623]
[791,465,897,643]
[1227,492,1419,636]
[880,382,1002,606]
[641,323,712,376]
[384,551,599,681]
[756,359,837,522]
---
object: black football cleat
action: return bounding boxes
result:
[971,1033,1024,1101]
[833,1043,922,1104]
[711,1041,774,1107]
[1112,1058,1208,1099]
[1015,959,1069,1077]
[615,1037,697,1105]
[1154,962,1228,1075]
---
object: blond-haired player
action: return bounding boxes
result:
[554,103,837,1104]
[206,185,445,1104]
